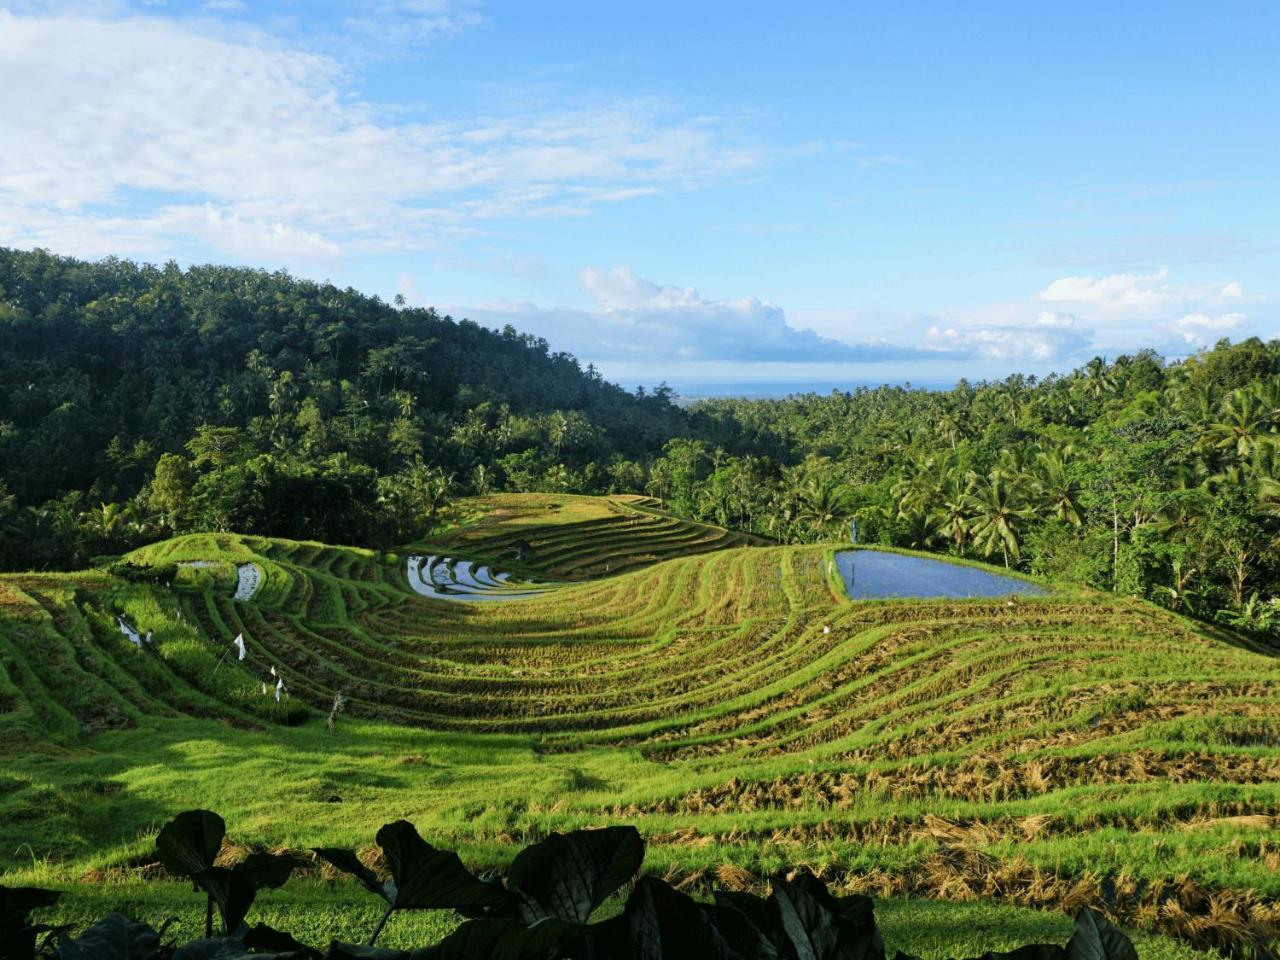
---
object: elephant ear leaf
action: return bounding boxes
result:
[788,872,885,960]
[416,917,587,960]
[507,826,644,924]
[772,876,881,960]
[959,946,1066,960]
[243,923,323,959]
[1,885,64,960]
[156,810,225,879]
[623,876,739,960]
[713,893,785,960]
[170,939,257,960]
[313,848,391,901]
[0,885,61,928]
[375,820,510,911]
[57,913,162,960]
[222,853,299,934]
[1065,910,1137,960]
[326,944,408,960]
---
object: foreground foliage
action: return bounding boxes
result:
[1,810,1146,960]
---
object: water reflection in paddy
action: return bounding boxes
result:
[834,550,1046,600]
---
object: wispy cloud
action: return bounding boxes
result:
[0,8,761,267]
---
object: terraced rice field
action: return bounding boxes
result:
[426,492,766,579]
[0,494,1277,956]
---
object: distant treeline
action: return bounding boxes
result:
[3,247,1280,633]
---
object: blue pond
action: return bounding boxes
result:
[834,550,1046,600]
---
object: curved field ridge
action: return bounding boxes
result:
[0,496,1278,955]
[422,493,768,580]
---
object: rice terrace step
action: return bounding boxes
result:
[1,495,1277,956]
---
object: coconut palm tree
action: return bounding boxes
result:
[935,410,965,451]
[1081,360,1119,402]
[961,468,1032,567]
[1029,448,1082,527]
[897,507,940,550]
[1169,377,1219,422]
[793,474,856,542]
[891,454,950,517]
[934,471,971,554]
[1202,388,1272,460]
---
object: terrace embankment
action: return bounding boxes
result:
[1,494,1277,956]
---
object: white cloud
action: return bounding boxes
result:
[1038,268,1172,312]
[924,323,1092,363]
[1170,312,1248,345]
[0,9,760,267]
[448,267,957,365]
[918,267,1262,364]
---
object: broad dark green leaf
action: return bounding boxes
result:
[57,913,161,960]
[0,884,61,928]
[788,873,884,960]
[376,820,510,911]
[1064,910,1137,960]
[185,852,298,936]
[454,877,519,921]
[712,897,784,960]
[222,853,299,933]
[326,944,408,960]
[170,939,254,960]
[313,848,391,900]
[243,923,323,959]
[624,876,741,960]
[155,810,226,879]
[772,876,880,960]
[507,826,643,923]
[418,917,587,960]
[959,946,1066,960]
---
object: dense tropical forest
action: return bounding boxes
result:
[3,246,1280,635]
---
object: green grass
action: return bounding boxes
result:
[1,493,1276,956]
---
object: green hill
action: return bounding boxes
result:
[1,495,1276,955]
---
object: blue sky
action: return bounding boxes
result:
[2,1,1277,392]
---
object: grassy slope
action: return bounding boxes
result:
[1,493,1277,956]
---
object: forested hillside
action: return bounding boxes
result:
[0,247,693,564]
[3,247,1280,636]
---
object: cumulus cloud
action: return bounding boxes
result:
[0,8,760,267]
[923,267,1264,364]
[1038,268,1173,312]
[1170,312,1249,345]
[450,267,959,365]
[925,310,1093,363]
